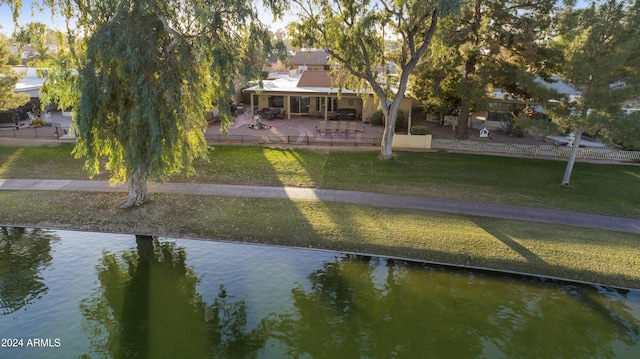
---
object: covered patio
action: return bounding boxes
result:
[242,70,387,123]
[205,112,385,146]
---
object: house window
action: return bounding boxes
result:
[290,96,310,114]
[316,97,338,112]
[268,96,284,108]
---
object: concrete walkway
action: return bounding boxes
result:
[1,178,639,234]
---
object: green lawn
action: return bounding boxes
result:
[2,143,638,218]
[1,143,639,288]
[1,190,639,288]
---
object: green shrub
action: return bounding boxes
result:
[31,118,46,127]
[395,110,405,130]
[370,110,405,130]
[370,111,384,126]
[411,125,431,135]
[515,114,559,139]
[7,54,21,66]
[500,117,526,137]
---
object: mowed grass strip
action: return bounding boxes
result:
[1,143,638,217]
[1,190,638,289]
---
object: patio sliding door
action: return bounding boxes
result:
[290,96,310,114]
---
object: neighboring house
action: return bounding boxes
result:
[21,45,38,60]
[243,70,413,122]
[480,77,578,128]
[291,50,331,72]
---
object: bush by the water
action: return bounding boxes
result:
[411,125,431,135]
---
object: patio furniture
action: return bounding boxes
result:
[329,121,338,134]
[259,108,286,120]
[331,108,357,121]
[348,121,357,136]
[273,110,286,119]
[316,121,327,135]
[339,121,348,135]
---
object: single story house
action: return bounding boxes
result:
[242,70,413,123]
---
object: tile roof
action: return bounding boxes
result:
[296,70,332,88]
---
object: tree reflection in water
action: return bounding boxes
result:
[270,255,640,358]
[0,227,59,315]
[80,235,269,358]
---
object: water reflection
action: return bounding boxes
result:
[0,227,59,315]
[80,235,269,358]
[0,228,638,358]
[270,255,640,358]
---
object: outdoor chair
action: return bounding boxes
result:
[317,121,327,135]
[339,121,348,135]
[329,121,338,134]
[348,121,357,136]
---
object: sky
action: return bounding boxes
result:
[0,0,294,37]
[1,0,592,38]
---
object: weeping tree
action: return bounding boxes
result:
[290,0,460,159]
[19,0,286,207]
[550,0,640,185]
[0,0,21,20]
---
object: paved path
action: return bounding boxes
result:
[1,178,639,234]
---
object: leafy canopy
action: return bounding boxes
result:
[0,34,29,110]
[36,0,286,192]
[290,0,460,158]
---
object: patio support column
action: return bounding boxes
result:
[286,95,291,119]
[324,96,328,121]
[250,94,254,116]
[407,107,412,135]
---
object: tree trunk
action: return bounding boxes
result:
[456,100,470,139]
[380,125,395,159]
[380,103,399,160]
[561,127,584,186]
[120,166,150,208]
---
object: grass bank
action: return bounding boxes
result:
[1,191,639,289]
[1,143,639,217]
[1,143,639,288]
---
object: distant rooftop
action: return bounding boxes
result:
[244,70,357,95]
[291,50,330,66]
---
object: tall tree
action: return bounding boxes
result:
[411,0,557,139]
[550,0,640,185]
[28,0,286,207]
[0,34,29,110]
[12,22,47,49]
[290,0,460,159]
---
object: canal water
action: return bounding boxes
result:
[1,227,639,358]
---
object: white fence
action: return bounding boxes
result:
[432,139,640,162]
